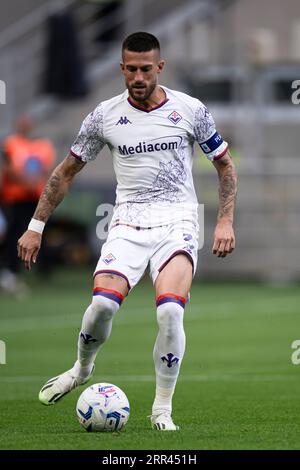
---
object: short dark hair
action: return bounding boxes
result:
[122,32,160,53]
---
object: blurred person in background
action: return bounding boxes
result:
[0,114,56,295]
[18,33,237,430]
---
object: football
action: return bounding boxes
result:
[76,383,130,432]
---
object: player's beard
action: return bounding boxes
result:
[128,81,157,103]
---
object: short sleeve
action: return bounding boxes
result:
[70,104,106,162]
[194,103,228,161]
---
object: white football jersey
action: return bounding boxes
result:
[71,86,228,228]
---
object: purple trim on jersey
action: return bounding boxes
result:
[212,145,228,161]
[94,269,131,290]
[70,150,83,161]
[158,250,194,274]
[127,96,169,113]
[156,293,186,309]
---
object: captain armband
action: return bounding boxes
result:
[199,131,228,161]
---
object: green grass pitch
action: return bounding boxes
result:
[0,269,300,450]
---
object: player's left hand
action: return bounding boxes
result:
[212,220,235,258]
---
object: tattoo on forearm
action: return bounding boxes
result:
[32,155,85,224]
[216,155,237,221]
[33,171,66,222]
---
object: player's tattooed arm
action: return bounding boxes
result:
[213,150,237,223]
[211,150,237,257]
[33,153,86,223]
[18,154,85,269]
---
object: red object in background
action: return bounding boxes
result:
[1,134,56,204]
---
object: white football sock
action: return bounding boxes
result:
[152,385,175,415]
[152,298,186,414]
[71,289,123,378]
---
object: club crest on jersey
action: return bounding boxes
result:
[116,116,132,125]
[103,253,116,264]
[168,110,182,125]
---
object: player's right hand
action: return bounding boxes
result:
[17,230,42,270]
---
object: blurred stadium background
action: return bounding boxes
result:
[0,0,300,450]
[1,0,300,281]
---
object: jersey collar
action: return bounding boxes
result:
[127,87,169,113]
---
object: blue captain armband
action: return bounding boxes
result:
[200,131,223,154]
[199,131,228,161]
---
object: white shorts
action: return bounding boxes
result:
[94,220,198,290]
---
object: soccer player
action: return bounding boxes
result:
[18,32,237,431]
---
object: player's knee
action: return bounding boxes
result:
[91,295,120,321]
[156,302,184,339]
